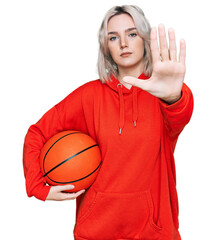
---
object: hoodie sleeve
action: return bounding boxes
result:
[158,83,194,148]
[23,84,88,201]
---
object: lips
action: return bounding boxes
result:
[120,52,132,57]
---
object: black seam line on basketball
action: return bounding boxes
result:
[43,144,98,177]
[42,132,83,174]
[45,159,102,184]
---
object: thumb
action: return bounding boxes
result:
[122,76,148,90]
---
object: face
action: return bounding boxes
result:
[107,14,145,73]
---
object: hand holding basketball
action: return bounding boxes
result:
[46,185,85,201]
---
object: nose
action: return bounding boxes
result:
[120,36,128,49]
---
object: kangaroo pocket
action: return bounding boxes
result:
[74,190,163,240]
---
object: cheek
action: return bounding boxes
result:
[135,40,145,54]
[108,44,118,59]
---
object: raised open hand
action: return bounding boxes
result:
[122,24,186,104]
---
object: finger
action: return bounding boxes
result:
[158,24,169,61]
[56,184,75,192]
[179,39,186,65]
[150,27,160,63]
[122,76,149,91]
[168,28,177,61]
[73,189,86,198]
[64,189,86,200]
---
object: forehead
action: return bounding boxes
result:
[107,14,135,32]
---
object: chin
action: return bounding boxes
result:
[118,62,141,69]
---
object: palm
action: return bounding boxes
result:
[148,60,185,99]
[123,24,186,104]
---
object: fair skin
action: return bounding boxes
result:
[46,13,186,201]
[108,14,145,89]
[108,14,185,104]
[46,184,85,201]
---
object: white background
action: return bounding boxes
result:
[0,0,215,239]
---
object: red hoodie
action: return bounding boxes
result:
[23,73,193,240]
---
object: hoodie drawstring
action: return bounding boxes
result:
[117,83,124,135]
[117,84,138,135]
[132,87,138,127]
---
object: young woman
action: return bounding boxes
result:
[23,5,193,240]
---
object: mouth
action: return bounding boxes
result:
[120,52,132,57]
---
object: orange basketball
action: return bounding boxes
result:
[40,130,102,192]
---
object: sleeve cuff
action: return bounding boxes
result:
[28,184,52,201]
[158,83,189,111]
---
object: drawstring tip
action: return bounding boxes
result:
[119,128,122,135]
[134,121,137,127]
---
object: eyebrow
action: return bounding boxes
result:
[108,27,137,35]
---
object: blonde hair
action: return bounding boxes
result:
[97,5,152,83]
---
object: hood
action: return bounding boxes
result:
[106,73,149,135]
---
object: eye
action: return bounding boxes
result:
[109,36,117,41]
[129,32,137,37]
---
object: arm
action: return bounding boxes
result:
[158,83,194,146]
[23,85,88,201]
[121,24,193,145]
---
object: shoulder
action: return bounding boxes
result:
[77,79,105,96]
[81,79,104,90]
[65,79,104,97]
[55,79,104,109]
[69,79,105,98]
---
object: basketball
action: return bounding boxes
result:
[40,130,102,192]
